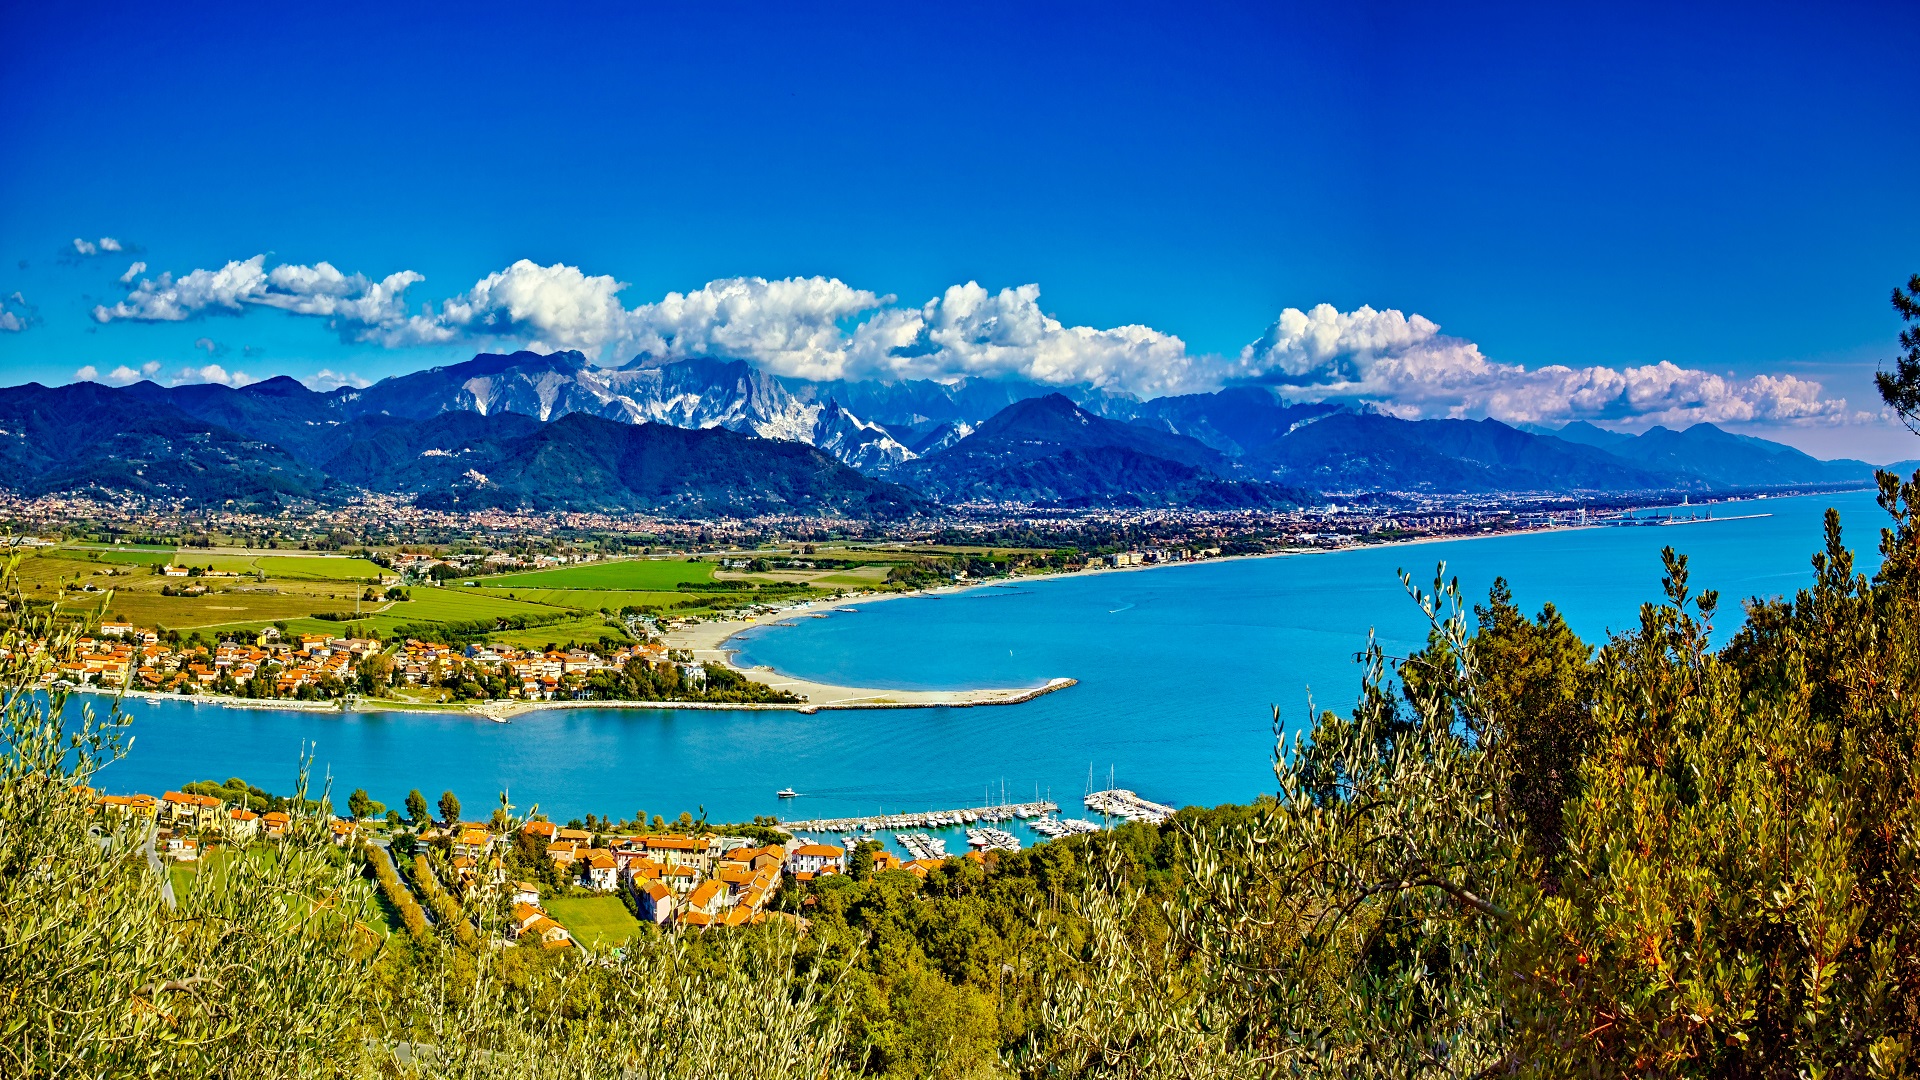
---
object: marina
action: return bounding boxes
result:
[783,789,1173,860]
[780,800,1060,834]
[966,827,1021,851]
[895,832,949,860]
[1028,816,1102,839]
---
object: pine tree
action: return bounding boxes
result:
[1873,272,1920,432]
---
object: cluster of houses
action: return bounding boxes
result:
[83,782,983,945]
[43,623,381,696]
[86,787,360,861]
[519,820,842,929]
[34,621,702,704]
[1095,548,1218,568]
[395,639,699,700]
[506,820,956,933]
[389,550,599,581]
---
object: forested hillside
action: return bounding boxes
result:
[5,474,1920,1076]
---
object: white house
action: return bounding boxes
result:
[785,843,845,877]
[583,851,619,892]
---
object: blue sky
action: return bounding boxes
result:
[2,1,1915,458]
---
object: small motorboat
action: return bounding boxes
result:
[776,788,799,798]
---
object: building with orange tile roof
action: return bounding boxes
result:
[583,850,619,892]
[160,790,224,830]
[93,792,158,818]
[786,843,845,876]
[632,878,675,924]
[683,879,728,920]
[453,827,493,858]
[227,806,261,839]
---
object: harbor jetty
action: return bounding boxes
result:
[780,800,1059,834]
[1083,788,1177,824]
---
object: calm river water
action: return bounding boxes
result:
[92,488,1885,851]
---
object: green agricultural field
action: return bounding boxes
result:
[474,588,691,612]
[812,564,895,588]
[167,553,276,574]
[381,587,575,622]
[19,554,110,588]
[57,545,178,566]
[253,556,387,580]
[545,895,643,949]
[153,553,385,580]
[105,591,357,631]
[477,559,716,591]
[487,615,629,650]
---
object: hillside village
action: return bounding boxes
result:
[86,785,980,944]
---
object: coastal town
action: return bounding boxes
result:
[5,483,1788,714]
[43,620,699,703]
[86,772,1184,951]
[84,781,1068,945]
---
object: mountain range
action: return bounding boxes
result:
[0,349,1897,515]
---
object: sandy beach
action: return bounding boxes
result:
[657,587,1079,710]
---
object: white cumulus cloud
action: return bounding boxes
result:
[74,365,98,382]
[172,364,253,387]
[626,275,889,378]
[0,292,33,333]
[842,282,1199,394]
[71,237,124,256]
[93,255,428,344]
[306,369,371,391]
[81,252,1866,428]
[431,260,633,353]
[108,360,164,384]
[119,261,146,284]
[101,360,164,385]
[1233,303,1858,428]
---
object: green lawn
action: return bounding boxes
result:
[545,894,643,949]
[477,559,716,591]
[164,845,251,897]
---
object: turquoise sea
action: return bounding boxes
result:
[90,488,1887,852]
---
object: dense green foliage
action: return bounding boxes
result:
[1022,474,1920,1076]
[8,477,1920,1076]
[579,656,803,704]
